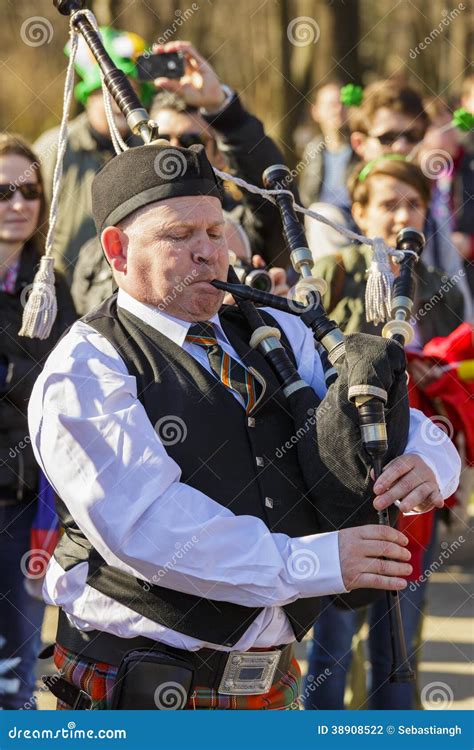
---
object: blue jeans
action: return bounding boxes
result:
[303,597,359,709]
[0,501,46,709]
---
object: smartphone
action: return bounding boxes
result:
[136,52,184,82]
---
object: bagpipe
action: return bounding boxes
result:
[42,0,426,683]
[214,172,423,684]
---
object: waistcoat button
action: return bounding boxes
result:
[247,417,256,427]
[265,497,274,508]
[256,456,264,467]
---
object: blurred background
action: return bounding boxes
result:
[1,0,473,164]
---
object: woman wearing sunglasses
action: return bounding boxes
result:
[0,133,76,709]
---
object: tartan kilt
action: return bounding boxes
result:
[53,641,302,710]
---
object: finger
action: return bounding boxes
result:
[163,41,209,69]
[363,557,413,578]
[353,573,408,591]
[395,482,437,513]
[401,487,444,514]
[251,254,265,268]
[373,469,419,509]
[153,77,182,92]
[358,524,409,545]
[154,41,192,53]
[268,268,285,284]
[362,540,412,561]
[373,455,414,494]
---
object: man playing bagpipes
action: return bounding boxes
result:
[27,139,461,710]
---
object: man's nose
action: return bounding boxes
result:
[192,231,219,264]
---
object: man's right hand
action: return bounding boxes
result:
[338,524,412,591]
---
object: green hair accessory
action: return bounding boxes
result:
[358,154,407,182]
[65,26,155,107]
[452,108,474,132]
[340,83,363,107]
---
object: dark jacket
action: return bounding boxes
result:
[314,244,465,344]
[0,247,77,503]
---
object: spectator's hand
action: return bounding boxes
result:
[152,41,226,111]
[252,254,290,297]
[407,358,444,389]
[338,525,412,591]
[372,454,444,514]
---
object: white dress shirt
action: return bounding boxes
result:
[28,289,461,651]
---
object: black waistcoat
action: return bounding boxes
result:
[53,295,323,645]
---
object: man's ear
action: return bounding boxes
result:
[351,201,366,232]
[101,226,127,273]
[350,131,366,158]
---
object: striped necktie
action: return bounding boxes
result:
[186,322,259,413]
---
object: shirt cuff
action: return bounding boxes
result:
[280,531,349,597]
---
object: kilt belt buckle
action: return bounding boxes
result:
[218,649,281,695]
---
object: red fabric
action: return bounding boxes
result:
[422,323,474,465]
[397,324,474,579]
[396,510,434,581]
[395,377,435,580]
[422,322,474,365]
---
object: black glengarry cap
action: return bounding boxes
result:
[91,142,223,232]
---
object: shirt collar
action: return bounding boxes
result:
[116,288,224,348]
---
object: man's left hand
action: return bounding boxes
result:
[372,454,444,514]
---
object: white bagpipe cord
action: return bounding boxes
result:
[19,9,125,339]
[214,167,401,324]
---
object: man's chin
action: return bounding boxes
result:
[186,288,225,319]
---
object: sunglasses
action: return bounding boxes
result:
[0,183,42,202]
[369,129,422,146]
[158,133,208,148]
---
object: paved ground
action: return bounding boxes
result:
[35,512,473,710]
